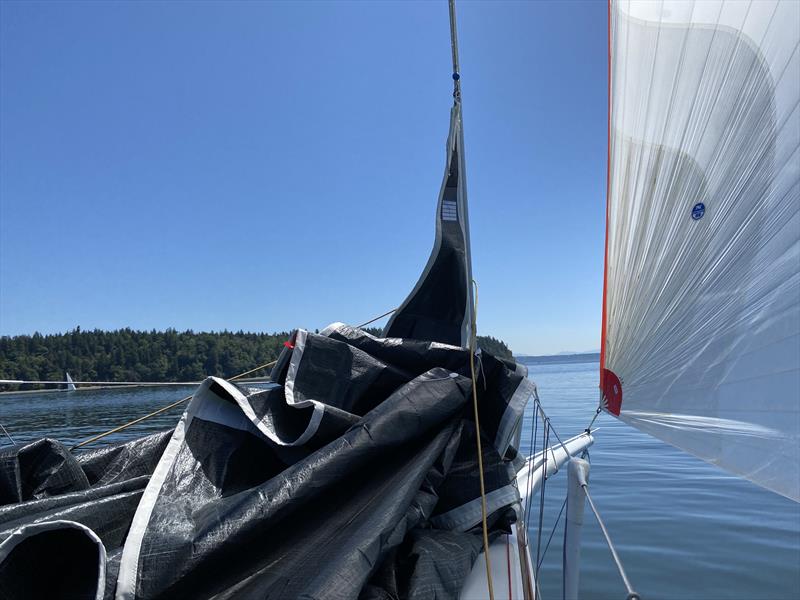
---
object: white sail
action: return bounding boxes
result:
[65,372,77,392]
[602,0,800,501]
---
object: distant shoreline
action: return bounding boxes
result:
[515,352,600,365]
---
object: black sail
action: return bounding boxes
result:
[383,104,474,347]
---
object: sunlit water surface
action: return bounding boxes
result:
[0,359,797,599]
[522,359,800,600]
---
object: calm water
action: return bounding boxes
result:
[524,360,800,600]
[0,361,798,599]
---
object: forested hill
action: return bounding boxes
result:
[0,328,512,389]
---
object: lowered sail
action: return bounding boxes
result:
[384,103,474,347]
[602,0,800,501]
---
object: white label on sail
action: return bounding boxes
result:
[601,0,800,502]
[442,200,458,221]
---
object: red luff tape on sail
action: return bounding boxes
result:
[599,0,613,394]
[601,368,622,416]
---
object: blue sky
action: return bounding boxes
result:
[0,0,607,356]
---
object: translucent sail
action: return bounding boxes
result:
[602,0,800,501]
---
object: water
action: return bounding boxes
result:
[523,360,800,600]
[0,361,798,599]
[0,385,195,448]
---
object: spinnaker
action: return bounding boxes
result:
[601,0,800,501]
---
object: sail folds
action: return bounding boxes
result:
[384,103,474,347]
[0,325,530,599]
[602,0,800,501]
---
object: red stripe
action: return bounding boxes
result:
[599,0,613,391]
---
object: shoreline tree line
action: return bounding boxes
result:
[0,328,513,390]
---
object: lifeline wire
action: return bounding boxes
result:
[1,380,204,387]
[537,495,567,572]
[523,395,539,532]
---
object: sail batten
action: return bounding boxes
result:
[603,0,800,502]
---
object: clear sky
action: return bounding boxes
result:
[0,0,607,356]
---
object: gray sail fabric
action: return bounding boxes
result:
[0,431,171,600]
[114,371,471,599]
[383,104,474,347]
[321,322,532,457]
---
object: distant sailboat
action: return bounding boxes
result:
[65,372,77,392]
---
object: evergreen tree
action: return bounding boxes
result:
[0,328,513,390]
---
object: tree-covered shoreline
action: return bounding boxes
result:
[0,328,512,390]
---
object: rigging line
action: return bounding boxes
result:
[68,359,277,451]
[354,307,397,329]
[533,420,549,600]
[523,395,539,530]
[0,422,16,446]
[586,400,603,433]
[583,483,640,600]
[71,396,191,451]
[536,495,567,572]
[469,279,496,600]
[448,0,461,101]
[534,420,550,582]
[543,411,571,458]
[69,307,399,451]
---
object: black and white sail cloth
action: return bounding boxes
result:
[384,104,474,348]
[0,325,532,599]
